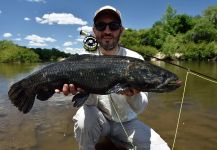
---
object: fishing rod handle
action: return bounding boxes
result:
[80,30,91,36]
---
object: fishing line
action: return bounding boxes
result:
[142,53,217,82]
[109,94,136,149]
[172,71,189,150]
[172,70,217,149]
[189,71,217,84]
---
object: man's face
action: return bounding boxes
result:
[93,13,123,51]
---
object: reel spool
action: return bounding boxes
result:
[80,30,98,52]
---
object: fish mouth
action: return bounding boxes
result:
[156,79,182,92]
[167,80,182,88]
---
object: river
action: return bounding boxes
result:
[0,61,216,150]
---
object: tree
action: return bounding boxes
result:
[204,6,217,27]
[0,40,15,50]
[0,41,40,63]
[161,4,177,34]
[161,34,183,57]
[0,40,71,63]
[184,18,217,43]
[168,14,194,34]
[120,28,139,47]
[142,25,169,49]
[162,4,176,24]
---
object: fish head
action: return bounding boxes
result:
[153,75,182,92]
[127,62,181,93]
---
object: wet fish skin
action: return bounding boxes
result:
[8,54,181,113]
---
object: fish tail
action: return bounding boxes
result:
[8,81,35,114]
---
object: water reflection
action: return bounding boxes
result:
[0,61,217,150]
[0,63,40,79]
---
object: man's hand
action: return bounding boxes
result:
[119,88,140,96]
[55,84,83,96]
[55,85,140,97]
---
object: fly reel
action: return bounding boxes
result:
[80,30,98,52]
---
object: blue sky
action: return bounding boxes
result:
[0,0,216,54]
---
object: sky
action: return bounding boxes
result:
[0,0,216,54]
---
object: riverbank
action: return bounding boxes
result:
[149,52,217,61]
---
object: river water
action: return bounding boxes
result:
[0,61,216,150]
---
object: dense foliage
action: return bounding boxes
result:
[120,5,217,60]
[0,40,40,63]
[0,40,71,63]
[31,48,71,62]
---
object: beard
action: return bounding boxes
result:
[96,34,121,51]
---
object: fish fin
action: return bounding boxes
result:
[36,88,55,101]
[72,93,89,108]
[8,81,35,114]
[106,83,129,94]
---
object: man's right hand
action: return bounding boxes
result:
[55,84,79,96]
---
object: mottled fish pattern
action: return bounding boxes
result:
[8,54,181,113]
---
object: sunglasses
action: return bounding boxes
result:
[94,22,122,31]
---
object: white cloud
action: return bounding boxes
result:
[0,10,2,14]
[77,25,92,33]
[25,34,56,42]
[27,0,46,3]
[76,38,84,42]
[63,41,77,47]
[24,17,31,21]
[3,33,12,38]
[29,41,47,47]
[63,47,85,54]
[25,34,56,47]
[36,13,87,25]
[14,38,21,41]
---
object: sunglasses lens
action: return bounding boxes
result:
[95,22,106,31]
[95,22,121,31]
[109,22,121,31]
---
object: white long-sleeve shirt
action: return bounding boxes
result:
[83,46,149,122]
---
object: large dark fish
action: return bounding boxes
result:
[8,54,181,113]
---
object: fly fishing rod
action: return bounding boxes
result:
[80,30,217,82]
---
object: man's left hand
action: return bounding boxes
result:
[119,88,140,96]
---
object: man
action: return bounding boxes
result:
[57,5,170,150]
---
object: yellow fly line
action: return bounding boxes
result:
[172,71,189,150]
[172,69,217,150]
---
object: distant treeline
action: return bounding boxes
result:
[120,5,217,61]
[0,5,217,63]
[31,47,71,62]
[0,40,71,63]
